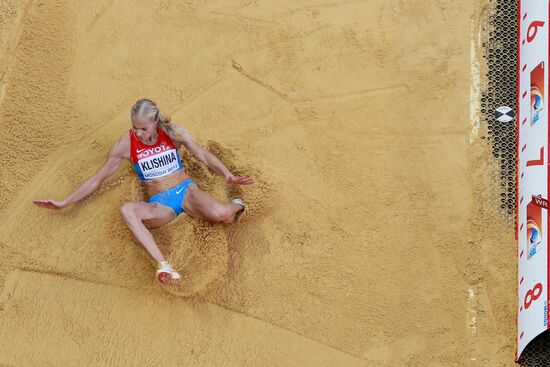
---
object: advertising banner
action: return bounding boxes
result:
[517,0,550,359]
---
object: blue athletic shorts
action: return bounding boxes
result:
[149,179,193,215]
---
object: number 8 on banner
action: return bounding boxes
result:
[524,283,543,309]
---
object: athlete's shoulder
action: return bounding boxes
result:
[110,132,131,160]
[171,123,194,140]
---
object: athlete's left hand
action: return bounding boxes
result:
[226,175,254,185]
[32,199,67,210]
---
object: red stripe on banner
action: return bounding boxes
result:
[522,64,527,72]
[520,223,524,231]
[515,3,521,361]
[522,90,528,99]
[547,0,550,337]
[523,12,527,20]
[520,276,524,285]
[522,144,527,152]
[521,172,525,179]
[522,117,527,125]
[520,196,524,204]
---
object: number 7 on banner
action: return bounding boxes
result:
[526,147,545,167]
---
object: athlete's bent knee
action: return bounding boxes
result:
[208,206,232,223]
[119,202,138,223]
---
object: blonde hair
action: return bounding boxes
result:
[131,98,186,141]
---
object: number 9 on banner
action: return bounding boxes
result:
[524,283,543,309]
[527,20,545,43]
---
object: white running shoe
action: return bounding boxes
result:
[232,198,246,221]
[156,261,181,285]
[232,198,246,207]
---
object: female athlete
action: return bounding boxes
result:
[33,99,253,285]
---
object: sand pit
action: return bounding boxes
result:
[0,0,517,365]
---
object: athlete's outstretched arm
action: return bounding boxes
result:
[171,124,253,185]
[33,136,128,210]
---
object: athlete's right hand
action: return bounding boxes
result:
[32,199,66,210]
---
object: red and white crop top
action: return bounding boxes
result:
[129,128,183,181]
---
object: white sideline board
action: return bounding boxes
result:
[517,0,550,359]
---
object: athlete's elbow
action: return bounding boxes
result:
[195,150,209,165]
[88,177,103,192]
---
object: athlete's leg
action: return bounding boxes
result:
[119,201,176,263]
[183,184,243,224]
